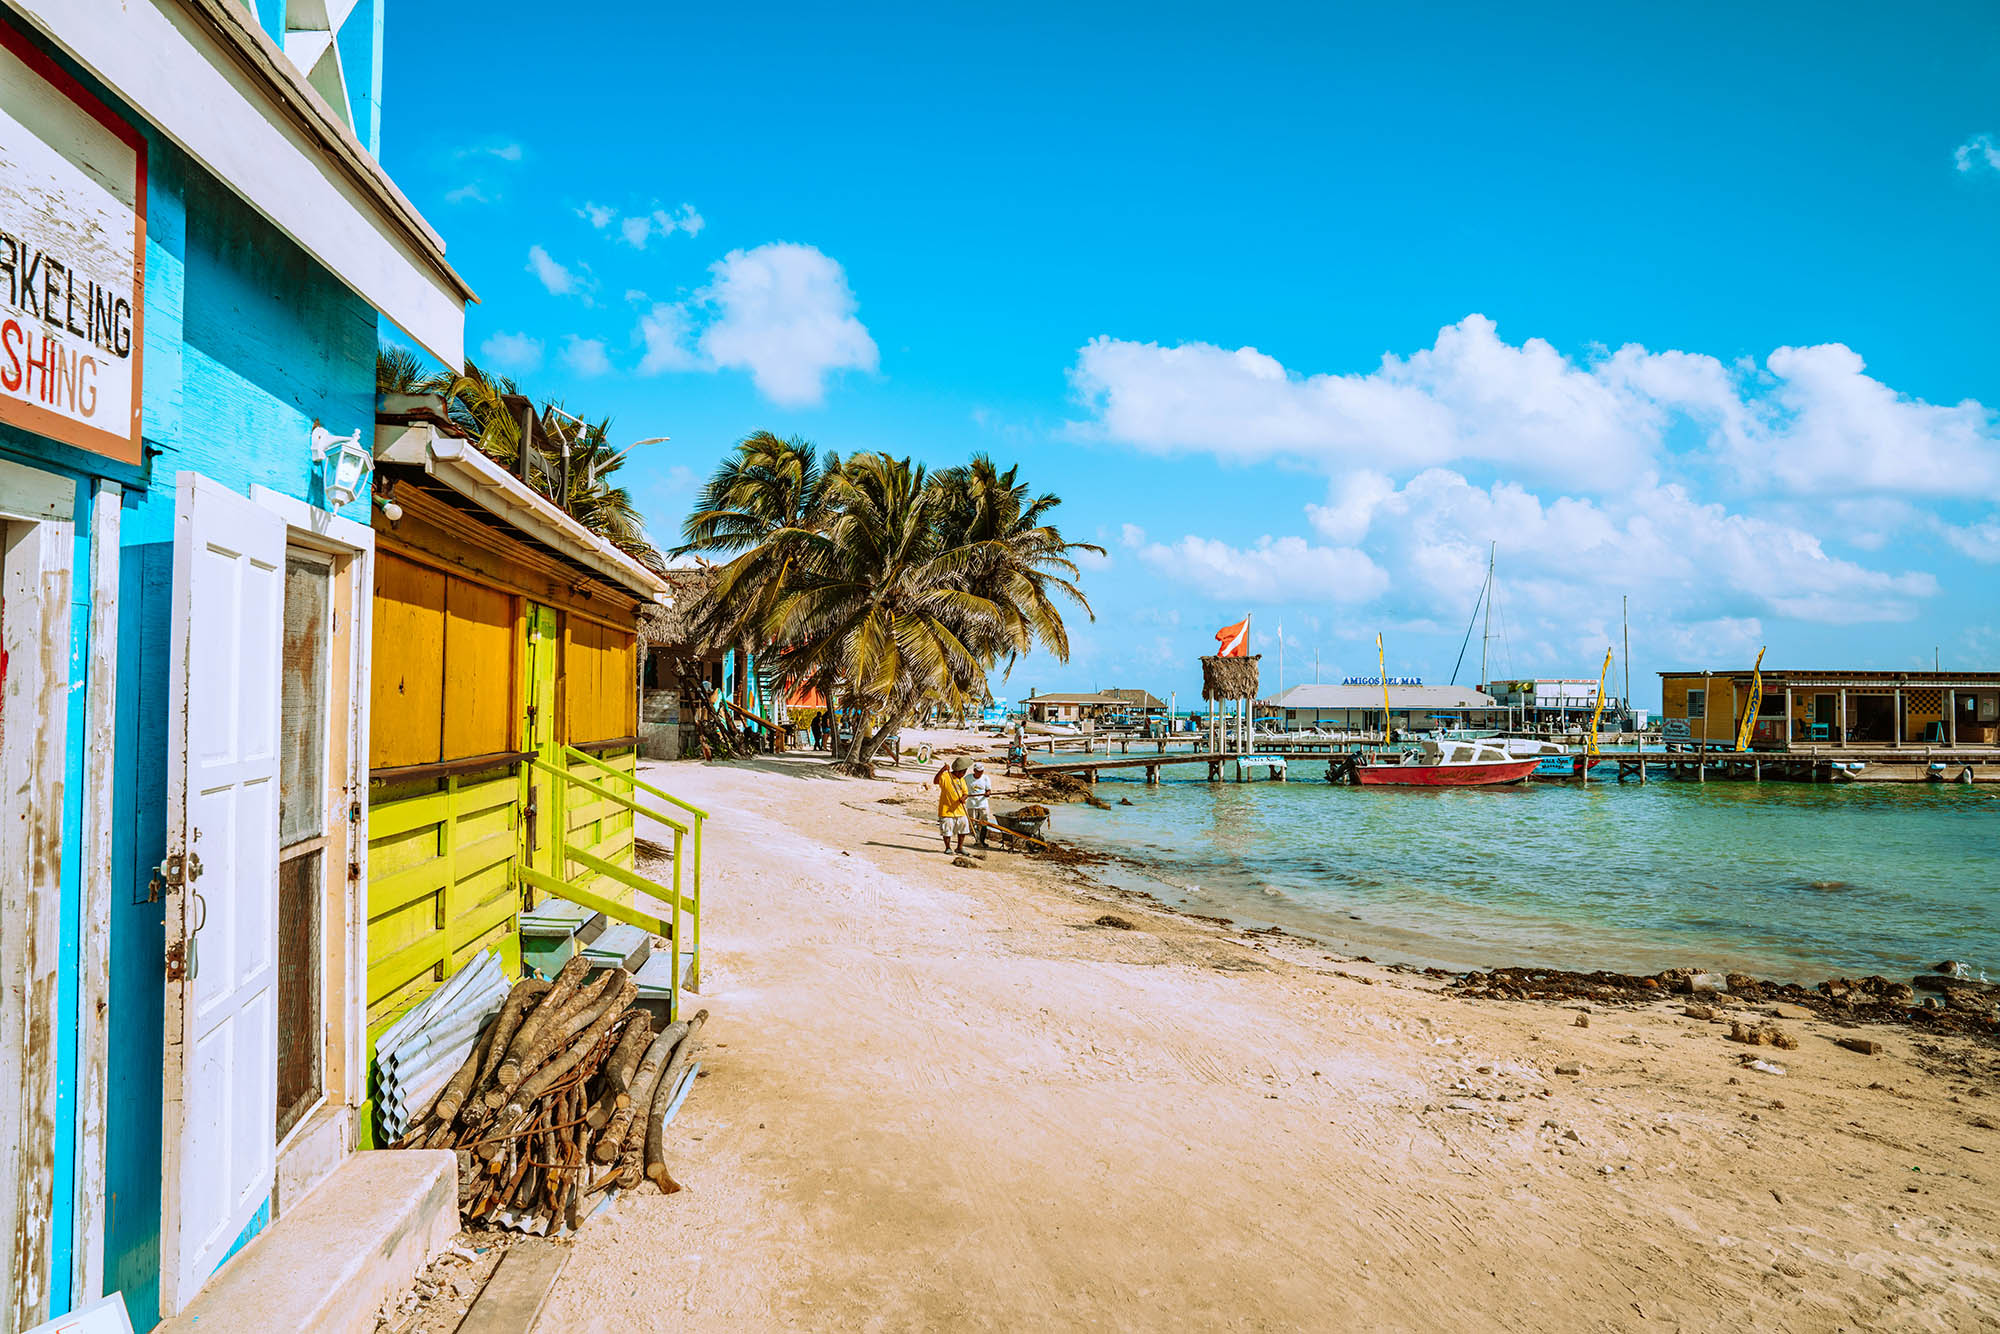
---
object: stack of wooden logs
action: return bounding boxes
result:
[393,955,708,1233]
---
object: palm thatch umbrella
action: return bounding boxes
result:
[1200,654,1261,701]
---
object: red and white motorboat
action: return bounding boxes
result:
[1355,737,1540,786]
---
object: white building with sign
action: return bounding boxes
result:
[0,2,471,1329]
[1267,682,1502,734]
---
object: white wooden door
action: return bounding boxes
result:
[159,474,285,1315]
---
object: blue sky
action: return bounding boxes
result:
[380,1,2000,708]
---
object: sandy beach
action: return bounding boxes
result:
[496,740,2000,1331]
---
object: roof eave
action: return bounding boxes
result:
[375,422,669,603]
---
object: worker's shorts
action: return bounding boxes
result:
[939,815,970,837]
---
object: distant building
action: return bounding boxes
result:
[1481,678,1635,729]
[1267,683,1500,733]
[1024,688,1165,727]
[1100,687,1168,718]
[1658,669,2000,749]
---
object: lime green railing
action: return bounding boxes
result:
[519,747,708,1016]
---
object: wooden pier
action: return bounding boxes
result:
[1024,751,1294,783]
[1017,734,2000,785]
[1597,746,2000,785]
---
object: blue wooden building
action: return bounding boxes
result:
[0,1,470,1327]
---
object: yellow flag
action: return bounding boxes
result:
[1734,646,1766,752]
[1587,647,1613,756]
[1376,633,1391,739]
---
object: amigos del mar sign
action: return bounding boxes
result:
[0,21,144,466]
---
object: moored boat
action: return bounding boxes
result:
[1356,737,1541,786]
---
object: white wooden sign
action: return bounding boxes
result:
[0,21,144,465]
[23,1292,135,1334]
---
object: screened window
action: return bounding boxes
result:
[280,553,332,847]
[277,552,333,1140]
[1686,689,1705,720]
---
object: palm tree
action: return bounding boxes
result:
[545,412,667,573]
[930,454,1097,670]
[375,348,664,570]
[680,430,834,557]
[723,453,1093,773]
[681,432,841,717]
[375,345,440,395]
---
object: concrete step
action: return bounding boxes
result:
[160,1149,458,1334]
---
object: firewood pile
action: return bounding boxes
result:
[393,955,708,1234]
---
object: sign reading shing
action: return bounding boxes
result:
[0,22,145,465]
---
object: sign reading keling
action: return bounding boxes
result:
[0,21,145,466]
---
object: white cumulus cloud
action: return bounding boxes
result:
[1937,514,2000,563]
[580,202,706,247]
[1955,134,2000,173]
[560,336,612,377]
[1122,525,1388,605]
[1068,316,2000,501]
[478,330,542,372]
[1737,343,2000,496]
[696,243,878,406]
[1307,467,1938,626]
[526,244,582,296]
[636,302,698,375]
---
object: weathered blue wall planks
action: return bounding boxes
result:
[6,25,381,1330]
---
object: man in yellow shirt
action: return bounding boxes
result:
[934,757,971,854]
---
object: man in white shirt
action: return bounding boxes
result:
[965,761,994,848]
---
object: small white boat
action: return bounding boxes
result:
[1356,737,1540,787]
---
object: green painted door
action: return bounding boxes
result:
[523,603,560,882]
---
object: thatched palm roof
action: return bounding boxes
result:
[638,568,720,650]
[1200,654,1261,701]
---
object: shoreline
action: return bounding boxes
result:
[518,746,2000,1330]
[1085,837,2000,1049]
[999,747,1995,991]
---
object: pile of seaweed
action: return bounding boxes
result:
[1013,771,1111,809]
[1451,963,1999,1042]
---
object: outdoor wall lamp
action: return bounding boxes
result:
[312,423,373,510]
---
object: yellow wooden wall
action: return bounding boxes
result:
[372,556,446,767]
[372,551,522,767]
[367,558,645,1029]
[1661,675,1737,743]
[562,616,637,744]
[366,770,523,1032]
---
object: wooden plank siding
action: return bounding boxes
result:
[561,616,638,744]
[370,553,447,768]
[365,770,522,1034]
[444,577,516,757]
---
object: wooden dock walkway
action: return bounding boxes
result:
[1025,751,1282,783]
[1021,740,2000,785]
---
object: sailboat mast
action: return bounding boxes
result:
[1622,594,1630,729]
[1480,542,1494,688]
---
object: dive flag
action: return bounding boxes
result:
[1215,615,1250,657]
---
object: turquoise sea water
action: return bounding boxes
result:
[1052,766,2000,983]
